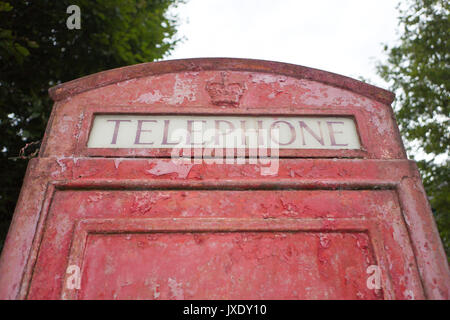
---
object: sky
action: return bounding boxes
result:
[168,0,401,89]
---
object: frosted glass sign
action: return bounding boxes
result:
[87,115,361,149]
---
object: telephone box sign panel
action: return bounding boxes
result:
[87,115,361,149]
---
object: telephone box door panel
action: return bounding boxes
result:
[27,189,423,300]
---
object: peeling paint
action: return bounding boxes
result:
[134,90,163,104]
[145,162,193,179]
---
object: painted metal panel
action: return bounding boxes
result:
[0,58,448,300]
[25,189,421,300]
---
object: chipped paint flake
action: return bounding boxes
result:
[145,162,193,179]
[168,278,184,300]
[134,90,163,104]
[166,75,197,105]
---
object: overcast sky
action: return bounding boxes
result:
[168,0,401,89]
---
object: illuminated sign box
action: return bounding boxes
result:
[87,115,360,150]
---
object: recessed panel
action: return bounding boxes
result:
[79,231,380,300]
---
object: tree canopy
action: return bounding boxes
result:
[377,0,449,259]
[0,0,182,250]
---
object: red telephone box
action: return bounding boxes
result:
[0,58,448,299]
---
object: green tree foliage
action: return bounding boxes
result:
[377,0,449,258]
[0,0,182,251]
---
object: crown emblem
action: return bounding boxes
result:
[206,72,246,107]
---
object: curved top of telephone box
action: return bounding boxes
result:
[48,57,394,105]
[42,57,405,159]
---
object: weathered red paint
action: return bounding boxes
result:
[0,58,448,300]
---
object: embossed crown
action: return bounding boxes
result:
[205,72,247,107]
